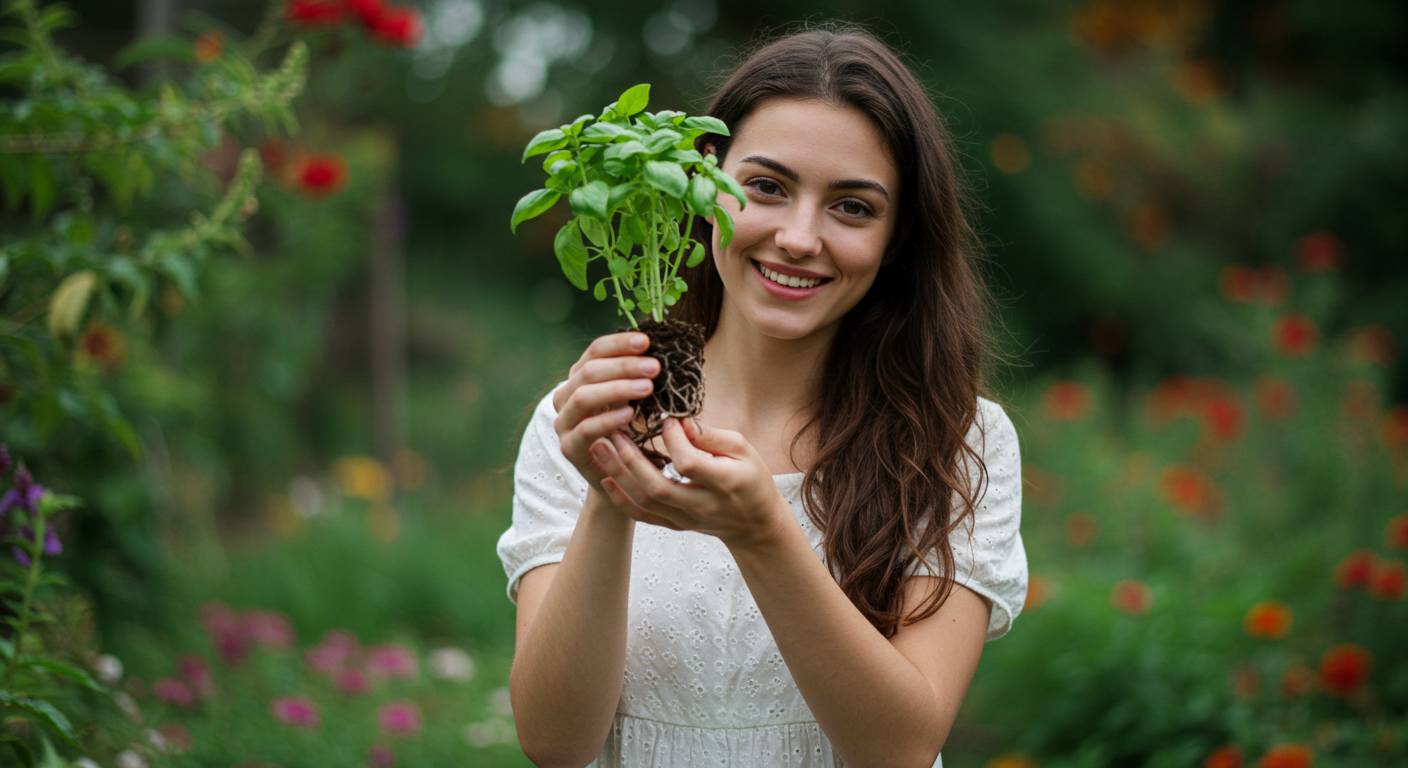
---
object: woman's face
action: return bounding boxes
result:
[708,97,899,342]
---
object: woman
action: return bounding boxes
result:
[497,24,1027,768]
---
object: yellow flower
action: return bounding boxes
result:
[335,457,392,502]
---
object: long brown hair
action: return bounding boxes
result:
[674,24,1008,638]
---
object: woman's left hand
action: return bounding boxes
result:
[589,417,790,551]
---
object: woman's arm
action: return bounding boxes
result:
[509,488,635,767]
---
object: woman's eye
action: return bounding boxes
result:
[837,200,873,218]
[746,179,783,196]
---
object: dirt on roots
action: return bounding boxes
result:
[622,317,706,470]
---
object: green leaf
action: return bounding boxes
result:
[644,161,688,198]
[579,217,608,247]
[568,180,610,220]
[563,113,594,136]
[553,220,589,291]
[521,128,569,162]
[706,165,748,207]
[608,257,633,281]
[0,692,76,746]
[714,205,735,250]
[681,115,730,136]
[616,83,651,116]
[643,128,683,154]
[607,183,634,211]
[604,141,648,162]
[685,242,705,268]
[593,279,608,301]
[581,122,630,142]
[28,156,55,221]
[510,188,561,233]
[19,656,104,694]
[667,149,703,165]
[541,149,573,174]
[687,175,717,216]
[113,34,193,69]
[622,213,648,246]
[47,270,97,339]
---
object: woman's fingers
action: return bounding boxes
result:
[556,379,652,437]
[608,432,707,509]
[591,439,684,530]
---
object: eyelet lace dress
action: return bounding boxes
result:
[497,381,1028,767]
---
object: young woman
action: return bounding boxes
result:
[497,25,1027,768]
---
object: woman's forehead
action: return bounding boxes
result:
[729,97,898,186]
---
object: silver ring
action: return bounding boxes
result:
[662,462,692,484]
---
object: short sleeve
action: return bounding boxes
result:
[904,397,1028,641]
[495,381,592,605]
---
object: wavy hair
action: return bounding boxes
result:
[674,24,1007,638]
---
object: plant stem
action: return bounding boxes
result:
[0,517,46,689]
[605,222,638,328]
[666,212,696,290]
[648,196,662,322]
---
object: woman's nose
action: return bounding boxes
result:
[773,205,822,258]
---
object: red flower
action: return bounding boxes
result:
[295,154,346,198]
[1295,230,1341,272]
[1281,664,1314,698]
[1043,380,1091,421]
[286,0,345,25]
[271,696,321,728]
[194,32,223,63]
[1273,315,1317,357]
[1347,325,1396,365]
[1318,644,1371,697]
[368,6,422,48]
[377,700,422,737]
[1370,560,1405,600]
[1243,601,1292,639]
[1334,550,1377,589]
[1202,395,1243,442]
[346,0,385,25]
[1254,376,1296,420]
[79,321,126,369]
[1204,745,1243,768]
[1219,265,1258,303]
[1385,406,1408,447]
[1388,515,1408,550]
[1023,576,1049,612]
[1257,744,1313,768]
[1160,465,1219,520]
[1111,580,1152,615]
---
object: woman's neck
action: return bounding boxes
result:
[701,302,836,432]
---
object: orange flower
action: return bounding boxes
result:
[1111,580,1152,615]
[1318,644,1371,697]
[1369,560,1405,600]
[194,32,222,63]
[1023,577,1048,612]
[984,754,1037,768]
[1273,315,1317,357]
[78,321,126,369]
[1257,743,1313,768]
[294,153,346,198]
[1255,376,1296,420]
[1202,395,1243,442]
[990,133,1031,175]
[1243,601,1292,639]
[1384,406,1408,447]
[1066,512,1097,548]
[1334,550,1377,589]
[1203,745,1243,768]
[1281,663,1314,698]
[1348,325,1396,365]
[1295,230,1341,272]
[1387,515,1408,550]
[1161,465,1218,520]
[1219,265,1258,303]
[1043,380,1091,421]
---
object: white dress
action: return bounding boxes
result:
[496,380,1028,767]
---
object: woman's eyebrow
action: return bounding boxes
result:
[737,154,890,201]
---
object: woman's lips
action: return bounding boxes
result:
[750,259,831,300]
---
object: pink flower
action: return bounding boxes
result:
[153,677,194,708]
[178,655,215,700]
[306,630,361,677]
[244,611,295,650]
[201,602,250,666]
[367,743,396,767]
[338,668,371,696]
[376,700,422,737]
[271,696,320,728]
[366,644,417,681]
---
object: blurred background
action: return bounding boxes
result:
[1,0,1405,765]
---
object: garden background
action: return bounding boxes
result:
[1,0,1405,765]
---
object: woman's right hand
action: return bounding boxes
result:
[553,331,659,496]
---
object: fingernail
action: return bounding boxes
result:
[633,334,648,349]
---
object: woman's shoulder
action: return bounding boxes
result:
[973,395,1019,451]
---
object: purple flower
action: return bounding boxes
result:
[0,465,43,517]
[271,696,320,728]
[376,700,422,737]
[10,525,60,566]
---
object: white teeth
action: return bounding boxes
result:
[756,262,824,289]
